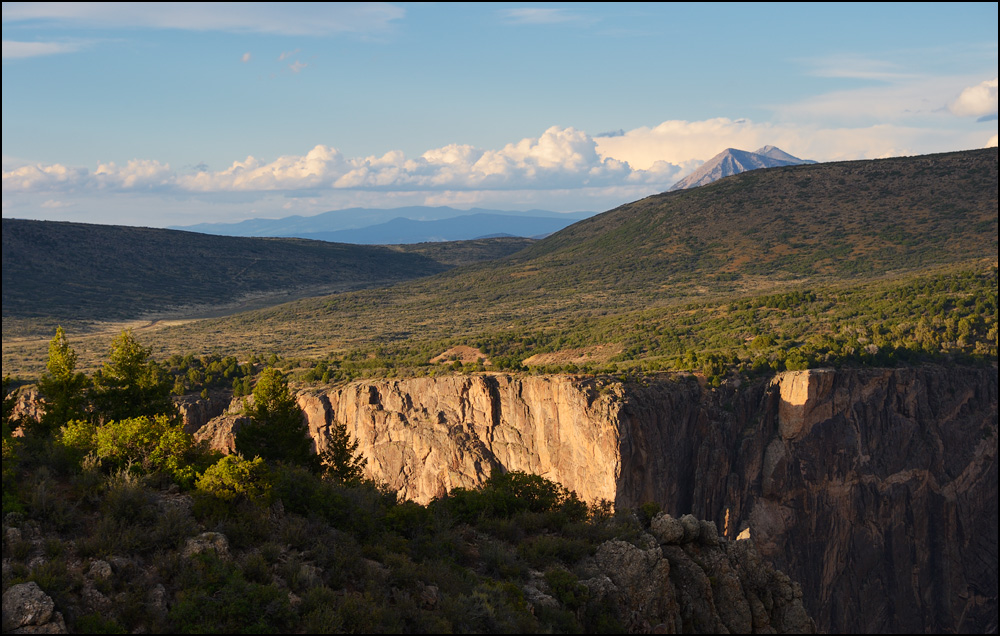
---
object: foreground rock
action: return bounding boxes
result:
[2,582,68,634]
[194,365,997,633]
[586,513,813,633]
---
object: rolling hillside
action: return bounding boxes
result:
[1,220,532,334]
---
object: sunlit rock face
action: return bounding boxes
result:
[298,374,625,505]
[196,365,997,633]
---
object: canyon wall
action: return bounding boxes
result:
[192,365,997,633]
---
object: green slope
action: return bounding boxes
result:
[1,219,533,333]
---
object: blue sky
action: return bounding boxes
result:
[2,2,997,228]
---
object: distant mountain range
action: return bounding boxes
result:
[668,145,815,191]
[171,206,594,244]
[293,213,579,244]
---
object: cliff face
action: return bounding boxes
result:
[748,367,997,634]
[295,375,626,505]
[195,365,997,633]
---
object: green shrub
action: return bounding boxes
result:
[544,567,589,610]
[59,415,199,486]
[166,554,295,633]
[73,614,128,634]
[443,470,588,523]
[95,415,198,485]
[195,455,271,504]
[58,419,98,461]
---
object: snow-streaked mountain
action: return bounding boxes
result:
[668,146,815,191]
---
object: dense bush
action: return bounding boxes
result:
[58,415,201,487]
[441,470,589,524]
[195,455,272,504]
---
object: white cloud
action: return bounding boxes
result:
[499,8,592,25]
[93,159,174,189]
[774,75,973,123]
[2,162,89,191]
[1,3,405,37]
[179,145,346,191]
[949,78,999,118]
[40,199,73,208]
[594,116,990,170]
[988,134,999,148]
[4,119,991,212]
[2,127,674,197]
[2,40,83,59]
[802,54,914,81]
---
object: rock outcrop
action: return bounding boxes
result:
[2,582,68,634]
[175,394,230,434]
[584,513,814,633]
[195,365,997,633]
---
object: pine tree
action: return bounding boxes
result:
[236,367,317,470]
[92,330,174,422]
[37,327,90,431]
[320,421,367,485]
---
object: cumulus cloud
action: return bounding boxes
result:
[2,159,179,192]
[988,134,999,148]
[1,3,405,37]
[2,162,89,191]
[93,159,174,189]
[4,118,987,206]
[2,127,678,198]
[949,78,999,119]
[179,145,346,191]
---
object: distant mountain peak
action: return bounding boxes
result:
[668,146,814,191]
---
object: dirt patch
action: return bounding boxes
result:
[430,346,490,365]
[522,344,623,366]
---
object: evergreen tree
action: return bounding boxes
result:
[37,327,90,431]
[320,421,367,485]
[236,367,317,470]
[92,330,175,422]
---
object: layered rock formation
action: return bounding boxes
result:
[195,365,997,633]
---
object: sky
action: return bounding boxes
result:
[2,2,997,228]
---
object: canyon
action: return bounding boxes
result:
[190,364,998,633]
